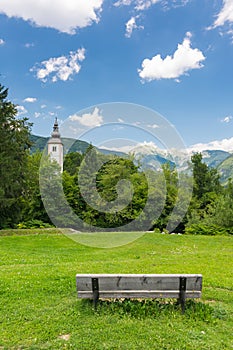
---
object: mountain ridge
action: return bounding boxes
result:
[30,134,233,182]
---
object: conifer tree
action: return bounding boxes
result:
[0,84,32,228]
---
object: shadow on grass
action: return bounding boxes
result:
[79,298,228,322]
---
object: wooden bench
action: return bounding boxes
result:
[76,274,202,313]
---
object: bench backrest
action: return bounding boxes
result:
[76,274,202,299]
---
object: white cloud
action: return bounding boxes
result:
[114,0,132,6]
[135,0,160,11]
[31,48,86,82]
[34,112,41,118]
[213,0,233,28]
[125,16,144,38]
[24,42,34,48]
[0,0,103,34]
[41,104,47,109]
[0,38,5,45]
[16,105,27,115]
[138,32,205,81]
[147,123,159,129]
[162,0,190,10]
[68,107,104,127]
[115,0,160,10]
[188,137,233,153]
[115,0,189,11]
[221,115,232,123]
[99,141,162,155]
[98,138,233,155]
[23,97,37,103]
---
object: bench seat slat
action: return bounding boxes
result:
[78,290,202,299]
[76,274,202,292]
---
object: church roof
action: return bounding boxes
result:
[47,117,63,144]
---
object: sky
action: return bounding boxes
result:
[0,0,233,153]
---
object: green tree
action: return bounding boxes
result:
[0,84,32,228]
[153,163,178,231]
[191,153,221,206]
[208,178,233,232]
[186,153,222,228]
[21,151,50,223]
[63,151,83,175]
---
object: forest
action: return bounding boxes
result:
[1,83,233,235]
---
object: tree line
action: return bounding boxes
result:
[1,84,233,235]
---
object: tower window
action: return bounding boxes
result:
[52,146,57,152]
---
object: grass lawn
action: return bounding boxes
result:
[0,229,232,349]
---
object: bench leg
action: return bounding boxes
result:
[92,278,99,310]
[178,277,186,314]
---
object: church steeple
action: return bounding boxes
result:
[47,118,63,172]
[51,117,61,138]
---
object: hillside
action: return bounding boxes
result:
[217,154,233,184]
[30,135,90,154]
[30,134,233,182]
[202,150,230,168]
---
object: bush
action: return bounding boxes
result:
[17,220,54,229]
[185,223,230,236]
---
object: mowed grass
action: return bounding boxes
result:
[0,230,232,349]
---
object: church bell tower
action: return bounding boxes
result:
[47,118,63,172]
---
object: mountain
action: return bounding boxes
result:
[30,135,90,154]
[137,153,175,170]
[217,154,233,184]
[30,134,233,183]
[30,135,126,157]
[201,150,230,168]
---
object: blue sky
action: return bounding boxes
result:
[1,0,233,152]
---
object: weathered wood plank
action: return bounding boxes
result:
[77,290,202,299]
[76,274,202,294]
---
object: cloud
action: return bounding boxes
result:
[147,123,159,129]
[138,32,205,81]
[134,0,160,11]
[162,0,191,10]
[24,42,34,48]
[115,0,160,10]
[31,48,86,82]
[0,0,103,34]
[188,137,233,153]
[114,0,132,6]
[23,97,37,103]
[0,38,5,45]
[68,107,104,127]
[16,105,27,115]
[221,115,232,123]
[212,0,233,28]
[125,16,144,38]
[99,141,162,155]
[115,0,189,11]
[34,112,41,118]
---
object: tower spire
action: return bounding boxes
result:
[51,117,61,138]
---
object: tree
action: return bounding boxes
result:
[186,153,222,228]
[191,153,221,206]
[153,163,178,230]
[63,151,83,175]
[21,151,51,223]
[0,84,32,228]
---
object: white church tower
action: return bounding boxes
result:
[47,118,63,172]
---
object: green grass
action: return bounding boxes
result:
[0,230,232,349]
